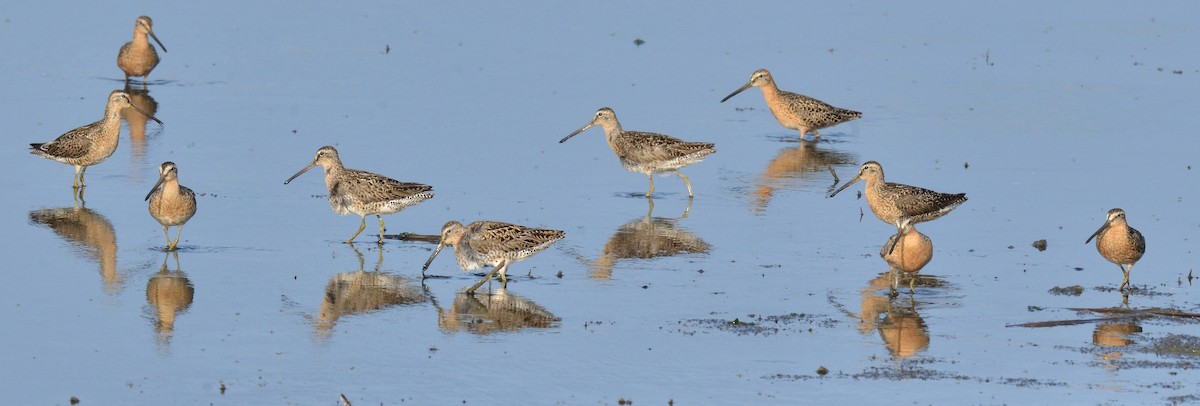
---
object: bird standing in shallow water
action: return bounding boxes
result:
[880,218,933,293]
[146,162,196,251]
[721,68,860,140]
[118,16,167,84]
[559,107,716,197]
[1086,208,1145,292]
[30,90,162,189]
[284,146,433,244]
[829,161,967,230]
[422,221,564,294]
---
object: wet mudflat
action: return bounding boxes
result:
[1,1,1198,404]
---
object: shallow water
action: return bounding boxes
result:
[2,1,1199,404]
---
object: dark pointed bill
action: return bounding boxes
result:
[559,123,594,143]
[1085,222,1109,244]
[128,102,163,125]
[828,175,862,198]
[422,241,446,272]
[144,171,167,201]
[283,162,317,185]
[149,30,167,53]
[720,82,753,103]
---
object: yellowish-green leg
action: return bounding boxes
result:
[346,216,367,244]
[909,273,917,293]
[1119,264,1132,292]
[674,170,694,197]
[161,226,172,250]
[646,173,656,198]
[376,215,386,244]
[169,225,185,251]
[79,166,88,187]
[466,261,508,294]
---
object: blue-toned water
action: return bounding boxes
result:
[1,1,1197,404]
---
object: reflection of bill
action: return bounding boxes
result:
[592,198,709,280]
[751,142,855,213]
[121,84,159,170]
[435,289,559,335]
[29,202,121,294]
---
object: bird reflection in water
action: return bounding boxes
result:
[433,288,559,335]
[121,83,160,172]
[1093,321,1142,364]
[591,198,710,280]
[28,190,122,293]
[145,251,193,354]
[315,246,428,340]
[859,274,930,358]
[751,141,856,213]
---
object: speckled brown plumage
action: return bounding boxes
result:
[117,16,167,82]
[560,107,716,197]
[830,161,967,228]
[423,220,564,294]
[146,162,196,251]
[1086,208,1145,292]
[285,146,433,244]
[722,69,860,140]
[30,90,161,188]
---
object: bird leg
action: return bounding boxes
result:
[1119,264,1132,292]
[376,215,386,244]
[162,226,172,250]
[467,261,508,294]
[169,225,185,251]
[674,170,694,197]
[346,216,367,244]
[811,129,821,140]
[909,273,917,293]
[646,173,656,198]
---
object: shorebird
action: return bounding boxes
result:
[829,161,967,229]
[721,68,860,140]
[145,162,196,251]
[880,218,933,292]
[30,90,162,188]
[117,16,167,83]
[560,107,716,197]
[1086,208,1145,292]
[422,220,564,294]
[284,146,433,244]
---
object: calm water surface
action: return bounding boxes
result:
[1,1,1198,404]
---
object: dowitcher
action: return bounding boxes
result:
[30,90,162,188]
[145,162,196,251]
[284,146,433,244]
[829,161,967,229]
[559,107,716,197]
[117,16,167,83]
[422,221,564,294]
[721,69,861,140]
[880,219,933,292]
[1085,208,1145,292]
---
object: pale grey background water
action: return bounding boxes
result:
[1,1,1197,404]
